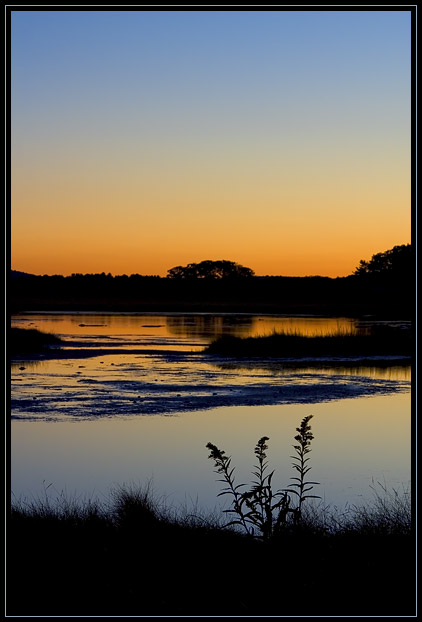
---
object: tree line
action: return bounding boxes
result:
[165,245,413,280]
[11,244,412,282]
[9,245,413,317]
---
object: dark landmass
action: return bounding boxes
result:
[10,269,34,279]
[8,486,414,617]
[9,271,414,317]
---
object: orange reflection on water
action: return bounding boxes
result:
[11,313,361,341]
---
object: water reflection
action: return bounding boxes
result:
[165,314,255,340]
[11,313,411,514]
[12,313,364,344]
[11,393,411,512]
[166,314,365,340]
[213,361,411,382]
[12,355,411,386]
[11,313,412,385]
[11,313,173,338]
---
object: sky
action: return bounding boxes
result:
[10,9,412,277]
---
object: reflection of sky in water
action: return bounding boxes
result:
[11,394,411,513]
[11,312,412,364]
[10,313,411,513]
[11,351,410,422]
[12,312,370,341]
[213,362,411,382]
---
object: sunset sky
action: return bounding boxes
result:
[10,9,412,277]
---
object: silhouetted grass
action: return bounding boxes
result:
[204,325,413,358]
[10,327,63,355]
[8,479,414,617]
[8,417,413,616]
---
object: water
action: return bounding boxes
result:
[10,313,411,513]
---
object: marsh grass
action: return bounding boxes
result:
[10,326,63,355]
[9,477,413,616]
[110,480,166,528]
[8,415,414,616]
[204,325,412,357]
[11,482,106,523]
[334,480,412,536]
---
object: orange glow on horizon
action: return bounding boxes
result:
[11,137,411,278]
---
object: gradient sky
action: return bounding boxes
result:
[10,9,411,277]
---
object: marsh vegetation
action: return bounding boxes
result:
[8,478,413,616]
[9,311,413,615]
[9,327,63,355]
[204,325,413,358]
[8,415,414,617]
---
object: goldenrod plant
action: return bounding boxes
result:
[206,415,320,539]
[286,415,320,522]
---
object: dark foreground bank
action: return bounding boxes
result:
[8,485,414,617]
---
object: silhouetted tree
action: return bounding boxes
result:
[353,244,413,278]
[166,260,255,279]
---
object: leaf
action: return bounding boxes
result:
[243,513,261,526]
[286,489,300,497]
[267,470,275,485]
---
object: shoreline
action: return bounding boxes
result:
[11,346,412,366]
[11,349,410,421]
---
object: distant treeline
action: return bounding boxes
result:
[9,245,414,316]
[9,271,414,317]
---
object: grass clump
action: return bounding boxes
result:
[204,325,412,358]
[333,481,412,536]
[10,326,63,355]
